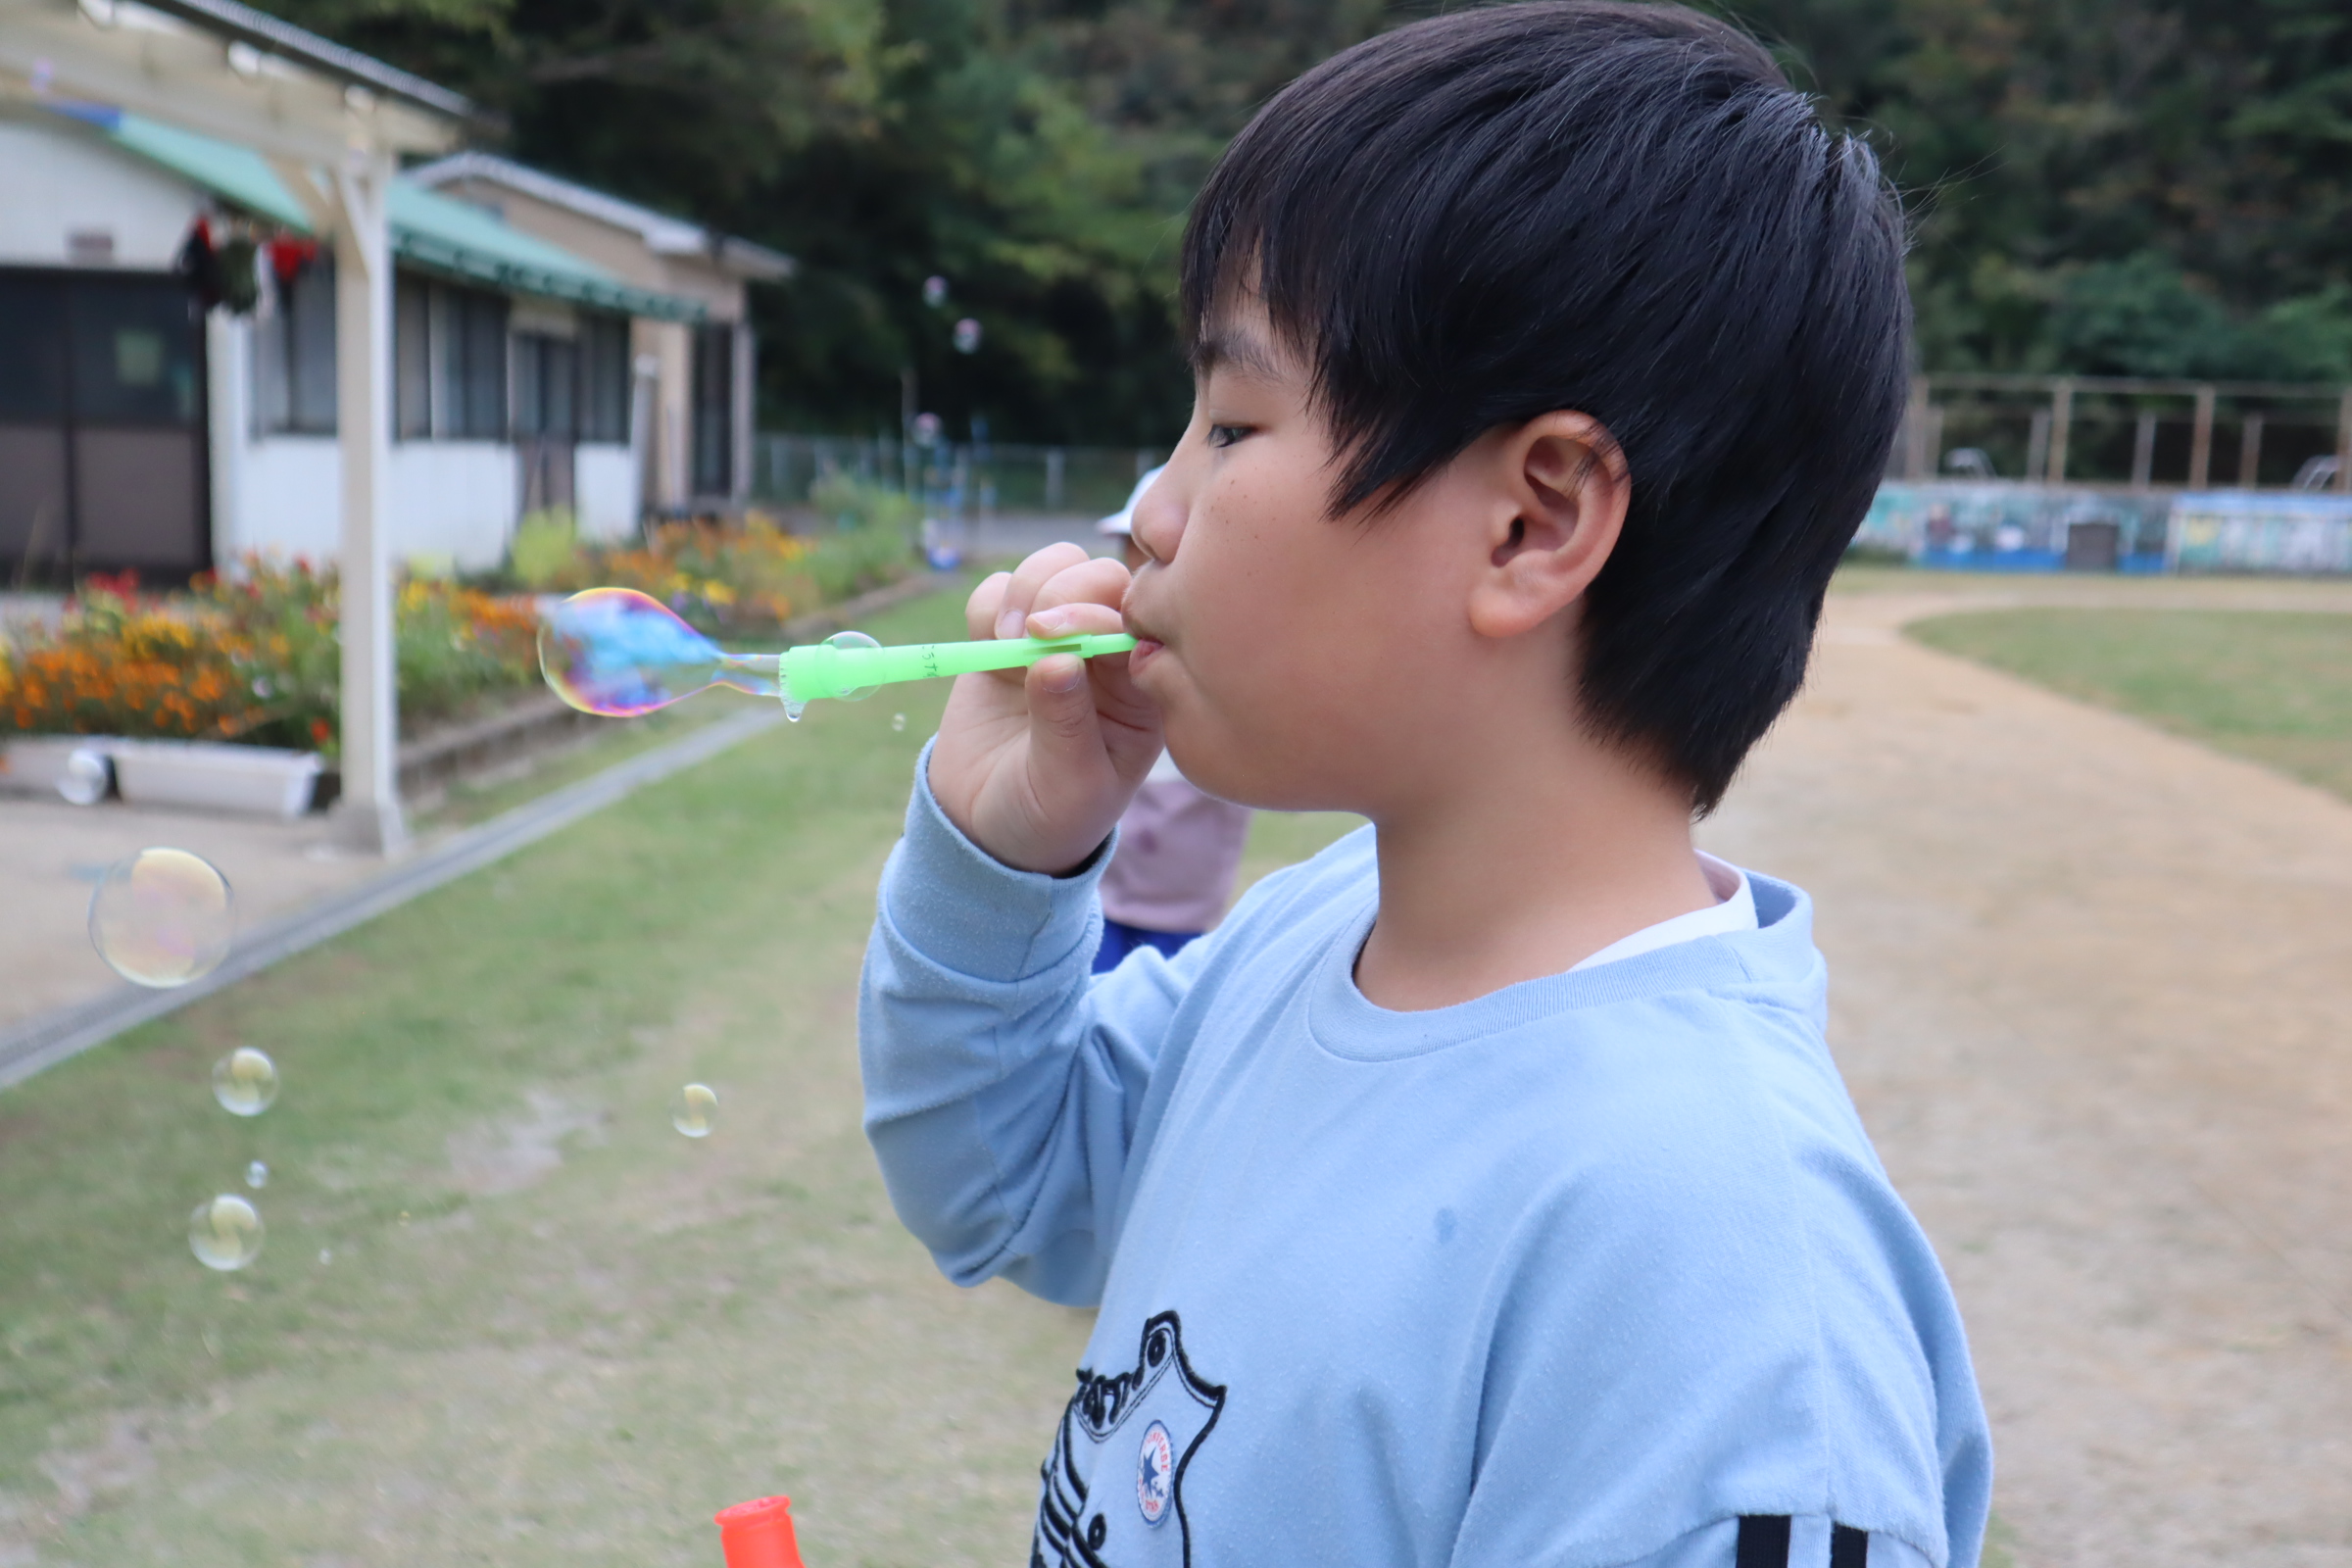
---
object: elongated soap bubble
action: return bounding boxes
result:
[671,1083,718,1139]
[89,849,233,987]
[212,1048,279,1116]
[189,1194,265,1271]
[246,1160,270,1189]
[538,588,781,717]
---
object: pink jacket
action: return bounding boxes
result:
[1099,769,1254,934]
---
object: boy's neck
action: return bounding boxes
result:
[1352,718,1716,1012]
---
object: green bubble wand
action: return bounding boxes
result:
[539,587,1137,720]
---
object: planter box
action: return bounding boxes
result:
[0,736,121,802]
[109,741,323,819]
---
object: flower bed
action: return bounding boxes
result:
[0,562,539,759]
[1,491,921,760]
[508,478,919,632]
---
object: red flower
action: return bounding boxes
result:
[310,717,332,744]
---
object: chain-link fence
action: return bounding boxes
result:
[755,434,1165,520]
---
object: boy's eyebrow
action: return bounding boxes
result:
[1191,324,1285,381]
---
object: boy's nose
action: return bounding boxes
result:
[1129,466,1186,565]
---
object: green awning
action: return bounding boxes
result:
[388,182,703,321]
[74,108,704,321]
[100,110,316,230]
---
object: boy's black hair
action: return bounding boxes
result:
[1180,1,1908,810]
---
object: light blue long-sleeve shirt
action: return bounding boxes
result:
[860,760,1991,1568]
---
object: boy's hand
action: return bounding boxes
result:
[929,543,1163,874]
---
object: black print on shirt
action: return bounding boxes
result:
[1033,1310,1226,1568]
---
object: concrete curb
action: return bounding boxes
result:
[0,705,782,1093]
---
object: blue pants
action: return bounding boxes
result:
[1094,917,1200,973]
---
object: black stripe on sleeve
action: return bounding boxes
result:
[1736,1515,1792,1568]
[1830,1524,1869,1568]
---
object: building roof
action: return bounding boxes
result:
[57,105,706,320]
[407,152,795,281]
[121,0,480,124]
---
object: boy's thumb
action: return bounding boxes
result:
[1025,655,1102,765]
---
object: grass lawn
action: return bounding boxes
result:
[1908,607,2352,804]
[0,586,1355,1568]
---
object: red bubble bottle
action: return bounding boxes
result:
[714,1496,804,1568]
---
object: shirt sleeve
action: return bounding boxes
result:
[857,746,1214,1306]
[1567,1516,1936,1568]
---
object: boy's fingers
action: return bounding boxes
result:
[993,543,1093,641]
[965,572,1013,640]
[1026,601,1128,639]
[1025,557,1132,634]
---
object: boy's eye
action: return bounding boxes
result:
[1206,423,1250,449]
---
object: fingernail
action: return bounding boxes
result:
[1039,657,1084,693]
[1031,609,1070,636]
[996,608,1025,640]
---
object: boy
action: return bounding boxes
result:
[860,5,1992,1565]
[1092,466,1256,971]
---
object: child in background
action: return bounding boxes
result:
[859,7,1992,1565]
[1092,466,1254,972]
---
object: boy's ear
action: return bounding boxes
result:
[1467,412,1629,641]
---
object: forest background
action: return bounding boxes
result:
[262,0,2352,450]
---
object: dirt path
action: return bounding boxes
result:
[1697,585,2352,1568]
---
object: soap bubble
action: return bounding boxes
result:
[671,1083,718,1139]
[245,1160,269,1189]
[825,630,881,701]
[212,1048,279,1117]
[88,849,233,987]
[538,588,780,716]
[189,1195,265,1271]
[891,712,907,732]
[57,747,110,806]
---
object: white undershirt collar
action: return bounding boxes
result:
[1568,852,1757,971]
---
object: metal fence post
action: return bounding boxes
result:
[2189,386,2215,488]
[2336,389,2351,494]
[2131,414,2157,489]
[2237,415,2264,488]
[2047,378,2074,483]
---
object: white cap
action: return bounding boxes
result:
[1097,465,1167,536]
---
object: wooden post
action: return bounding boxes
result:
[2188,386,2215,489]
[2047,378,2074,483]
[2237,415,2264,488]
[332,148,407,856]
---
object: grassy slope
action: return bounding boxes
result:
[1908,608,2352,804]
[0,580,1357,1568]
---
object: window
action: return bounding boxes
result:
[691,323,733,495]
[253,257,337,434]
[512,333,579,440]
[0,273,68,421]
[437,286,509,441]
[580,314,630,444]
[395,276,431,439]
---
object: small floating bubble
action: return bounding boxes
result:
[89,849,233,987]
[318,1249,332,1265]
[826,630,882,701]
[891,712,907,732]
[671,1083,718,1139]
[212,1048,279,1117]
[245,1160,270,1189]
[189,1195,265,1271]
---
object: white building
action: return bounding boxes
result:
[0,97,786,579]
[406,153,791,518]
